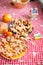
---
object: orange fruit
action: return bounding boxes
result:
[3,14,12,23]
[3,29,12,36]
[6,32,12,36]
[3,29,8,33]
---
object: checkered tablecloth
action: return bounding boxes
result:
[0,0,43,65]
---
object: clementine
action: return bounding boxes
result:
[3,14,12,23]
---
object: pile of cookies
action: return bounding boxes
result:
[0,17,33,60]
[0,36,27,60]
[9,18,33,40]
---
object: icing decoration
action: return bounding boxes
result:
[34,33,42,40]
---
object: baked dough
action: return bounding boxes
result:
[0,18,33,60]
[9,18,33,40]
[0,36,27,60]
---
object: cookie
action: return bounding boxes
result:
[8,18,33,40]
[0,36,27,60]
[0,18,33,60]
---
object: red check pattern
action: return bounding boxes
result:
[0,0,43,65]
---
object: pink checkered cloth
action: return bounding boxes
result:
[0,0,43,65]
